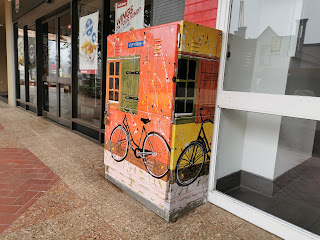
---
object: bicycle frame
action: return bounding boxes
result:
[120,113,148,151]
[197,108,214,157]
[197,123,211,158]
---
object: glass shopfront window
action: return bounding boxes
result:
[28,24,37,105]
[224,0,320,98]
[17,26,25,101]
[215,109,320,235]
[60,14,72,78]
[77,0,103,126]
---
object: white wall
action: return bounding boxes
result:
[241,113,281,180]
[215,110,247,179]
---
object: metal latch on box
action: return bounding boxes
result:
[125,96,139,101]
[126,71,140,75]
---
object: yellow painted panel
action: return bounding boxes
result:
[170,122,214,170]
[178,21,222,58]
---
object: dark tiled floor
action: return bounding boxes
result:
[227,157,320,236]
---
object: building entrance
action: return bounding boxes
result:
[42,9,72,127]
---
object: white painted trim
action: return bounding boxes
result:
[208,0,232,193]
[208,191,320,240]
[218,91,320,122]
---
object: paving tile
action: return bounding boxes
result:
[36,181,86,219]
[0,220,59,240]
[0,215,20,225]
[2,203,45,234]
[0,197,17,205]
[48,206,107,240]
[71,223,122,240]
[0,148,60,234]
[232,223,280,240]
[12,191,38,206]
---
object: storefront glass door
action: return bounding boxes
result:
[42,10,72,127]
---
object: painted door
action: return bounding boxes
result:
[195,59,218,123]
[120,57,140,114]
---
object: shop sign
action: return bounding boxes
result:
[115,0,145,33]
[79,11,99,75]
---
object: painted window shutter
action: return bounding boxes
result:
[120,57,140,114]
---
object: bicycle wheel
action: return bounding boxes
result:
[110,125,129,162]
[176,141,205,186]
[142,132,170,178]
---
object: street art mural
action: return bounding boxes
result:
[104,21,222,220]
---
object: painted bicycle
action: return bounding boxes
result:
[110,109,170,178]
[175,107,213,186]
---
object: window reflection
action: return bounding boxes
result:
[60,13,72,78]
[28,25,37,105]
[77,0,103,126]
[17,27,25,101]
[224,0,320,98]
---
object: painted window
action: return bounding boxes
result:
[120,57,140,113]
[107,61,120,102]
[174,57,198,115]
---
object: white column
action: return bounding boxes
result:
[5,0,16,106]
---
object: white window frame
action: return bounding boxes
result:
[207,0,320,239]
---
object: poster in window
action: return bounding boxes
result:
[79,11,99,74]
[115,0,145,33]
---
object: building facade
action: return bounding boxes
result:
[3,0,320,239]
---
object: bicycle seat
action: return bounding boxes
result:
[141,118,151,124]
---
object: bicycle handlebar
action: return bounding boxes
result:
[124,108,134,114]
[199,107,214,124]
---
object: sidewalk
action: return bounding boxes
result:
[0,102,280,239]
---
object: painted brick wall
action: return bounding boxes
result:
[152,0,185,26]
[184,0,218,28]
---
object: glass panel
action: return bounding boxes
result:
[187,82,195,97]
[60,84,71,120]
[215,109,320,235]
[17,27,25,100]
[109,91,114,100]
[109,0,152,34]
[176,82,186,97]
[109,62,114,75]
[224,0,320,97]
[115,91,119,101]
[43,82,57,114]
[43,19,57,77]
[77,0,102,126]
[109,77,114,89]
[188,60,196,80]
[115,62,119,75]
[186,100,193,113]
[60,13,72,78]
[28,24,37,105]
[177,59,188,80]
[115,78,119,90]
[175,100,184,113]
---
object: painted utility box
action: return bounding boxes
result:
[104,21,222,221]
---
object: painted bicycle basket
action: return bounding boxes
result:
[104,20,222,221]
